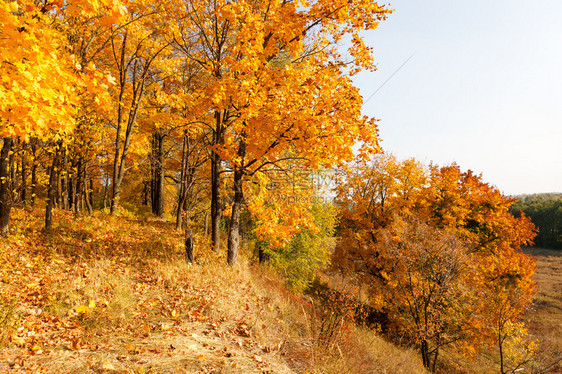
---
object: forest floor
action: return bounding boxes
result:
[0,207,426,374]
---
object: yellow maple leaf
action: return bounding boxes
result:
[10,334,25,346]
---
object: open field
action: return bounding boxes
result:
[522,247,562,373]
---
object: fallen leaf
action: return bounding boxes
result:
[102,359,115,370]
[31,345,42,354]
[10,335,25,346]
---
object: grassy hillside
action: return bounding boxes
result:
[0,207,426,373]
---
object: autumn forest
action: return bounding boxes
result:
[0,0,559,373]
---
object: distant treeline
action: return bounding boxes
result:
[510,193,562,250]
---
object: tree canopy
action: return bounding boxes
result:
[334,155,537,371]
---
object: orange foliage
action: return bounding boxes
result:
[335,155,537,370]
[0,0,123,141]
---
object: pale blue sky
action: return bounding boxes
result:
[355,0,562,195]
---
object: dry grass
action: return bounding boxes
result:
[0,207,426,373]
[247,266,427,374]
[523,247,562,373]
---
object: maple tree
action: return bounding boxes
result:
[103,2,172,213]
[0,138,11,235]
[372,217,473,371]
[139,53,208,223]
[165,0,391,264]
[482,250,537,373]
[335,156,538,371]
[174,130,208,230]
[333,155,428,276]
[0,0,124,234]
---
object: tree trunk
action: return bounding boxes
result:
[150,145,155,209]
[176,132,189,230]
[20,149,27,204]
[85,176,93,215]
[62,149,69,210]
[74,157,83,215]
[109,29,158,213]
[111,130,121,214]
[111,32,127,214]
[89,178,94,212]
[56,157,63,208]
[210,160,221,250]
[227,168,243,266]
[185,228,194,263]
[227,137,246,266]
[45,145,60,231]
[176,199,184,231]
[431,348,439,374]
[0,137,14,236]
[80,189,85,214]
[68,169,74,210]
[157,134,164,217]
[498,328,505,374]
[204,212,209,236]
[421,340,429,369]
[9,141,17,206]
[258,242,269,263]
[210,111,223,251]
[151,132,164,217]
[102,174,109,209]
[111,82,145,213]
[143,181,149,206]
[30,139,37,207]
[185,216,194,263]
